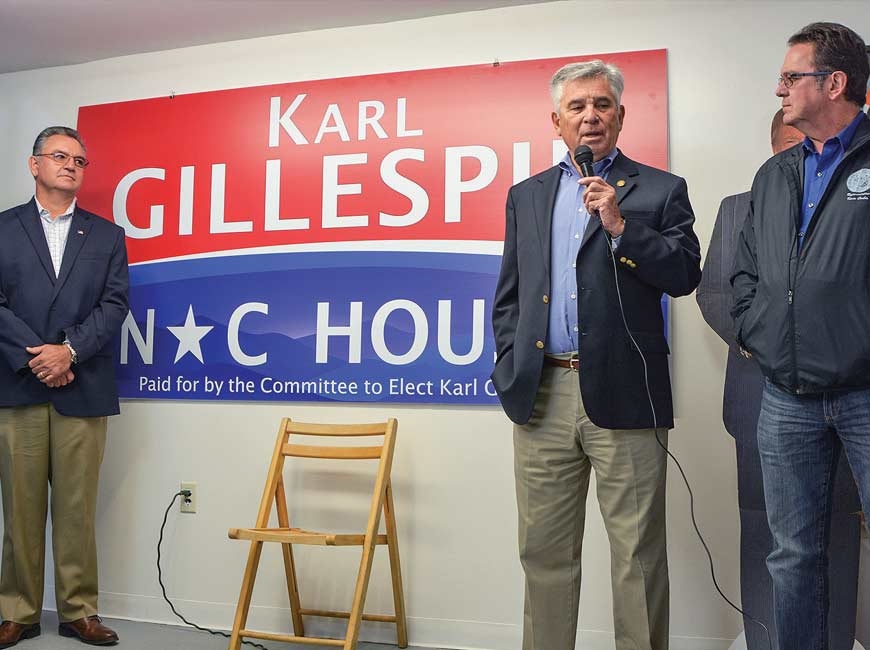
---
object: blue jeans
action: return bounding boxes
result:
[757,380,870,650]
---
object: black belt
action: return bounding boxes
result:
[544,355,579,371]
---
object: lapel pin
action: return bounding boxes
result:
[77,230,84,235]
[616,179,626,187]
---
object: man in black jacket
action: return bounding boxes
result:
[731,22,870,650]
[700,110,861,650]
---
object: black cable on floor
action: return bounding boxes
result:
[158,490,271,650]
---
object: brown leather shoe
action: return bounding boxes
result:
[0,621,40,649]
[58,615,118,645]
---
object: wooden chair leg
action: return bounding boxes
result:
[275,480,305,636]
[229,541,264,650]
[384,482,408,647]
[281,543,305,636]
[344,531,382,650]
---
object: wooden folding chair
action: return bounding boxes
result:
[227,418,407,650]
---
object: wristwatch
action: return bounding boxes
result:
[63,338,78,364]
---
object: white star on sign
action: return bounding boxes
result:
[167,305,213,363]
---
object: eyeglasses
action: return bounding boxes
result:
[33,151,90,168]
[777,71,832,89]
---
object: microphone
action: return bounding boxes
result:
[573,144,608,242]
[573,145,595,177]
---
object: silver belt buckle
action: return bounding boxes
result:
[569,355,579,371]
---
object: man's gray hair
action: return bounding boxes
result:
[32,126,86,155]
[550,60,625,111]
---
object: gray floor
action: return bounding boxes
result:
[19,611,443,650]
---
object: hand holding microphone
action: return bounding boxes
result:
[574,145,625,238]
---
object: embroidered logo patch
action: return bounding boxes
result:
[846,168,870,193]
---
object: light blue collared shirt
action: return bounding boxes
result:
[35,196,76,277]
[546,148,618,354]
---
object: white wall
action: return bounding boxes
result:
[0,2,868,649]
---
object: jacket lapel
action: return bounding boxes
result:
[17,199,57,283]
[533,166,561,278]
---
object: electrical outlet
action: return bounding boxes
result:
[180,481,197,513]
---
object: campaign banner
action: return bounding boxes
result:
[76,50,669,404]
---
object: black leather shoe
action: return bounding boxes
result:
[58,615,119,645]
[0,621,40,649]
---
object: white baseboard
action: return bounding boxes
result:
[728,630,866,650]
[46,589,736,650]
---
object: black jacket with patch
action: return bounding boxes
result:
[731,113,870,394]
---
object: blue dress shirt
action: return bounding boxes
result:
[546,148,618,354]
[799,110,864,251]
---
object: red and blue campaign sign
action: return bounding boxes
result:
[76,50,668,404]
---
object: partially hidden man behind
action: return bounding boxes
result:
[698,109,862,650]
[491,61,701,650]
[0,127,129,647]
[731,22,870,650]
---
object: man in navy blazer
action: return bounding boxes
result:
[0,127,128,647]
[491,61,701,650]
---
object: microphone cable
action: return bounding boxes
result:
[602,229,773,650]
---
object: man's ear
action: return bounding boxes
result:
[828,71,848,101]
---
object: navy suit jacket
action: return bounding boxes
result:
[0,199,129,417]
[491,152,701,427]
[695,192,765,446]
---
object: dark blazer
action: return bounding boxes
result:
[0,199,129,417]
[492,152,701,427]
[695,192,764,445]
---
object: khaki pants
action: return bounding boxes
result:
[0,404,107,624]
[514,363,669,650]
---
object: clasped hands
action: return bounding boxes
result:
[579,175,625,237]
[26,344,75,388]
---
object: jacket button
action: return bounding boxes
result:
[619,256,627,263]
[535,340,544,349]
[542,295,549,304]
